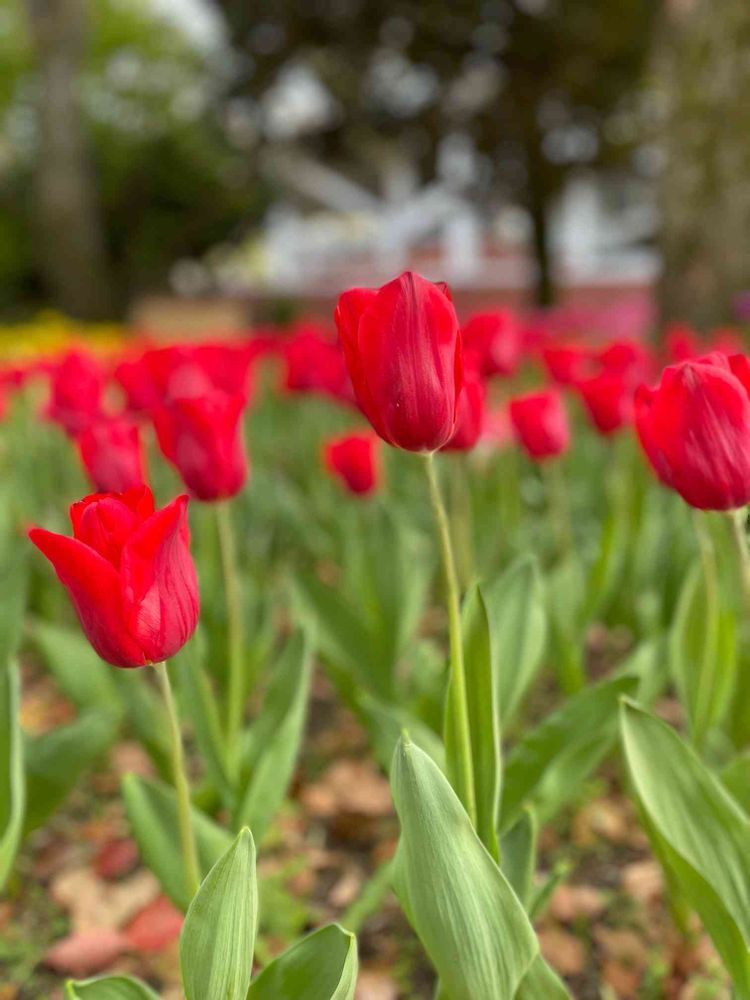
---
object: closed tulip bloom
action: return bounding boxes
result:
[324,432,380,495]
[76,417,147,493]
[509,389,570,461]
[441,364,486,452]
[283,323,355,405]
[153,390,248,501]
[635,353,750,511]
[335,271,463,452]
[576,371,634,436]
[45,349,107,435]
[461,309,521,378]
[29,486,199,668]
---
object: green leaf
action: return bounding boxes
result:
[247,924,358,1000]
[356,692,445,776]
[484,556,546,725]
[65,975,160,999]
[391,737,538,1000]
[670,562,736,744]
[122,774,233,910]
[0,530,28,668]
[448,583,499,858]
[514,955,571,999]
[500,674,637,831]
[25,709,117,832]
[621,700,750,994]
[501,808,537,911]
[27,619,121,714]
[234,630,312,840]
[181,828,257,1000]
[0,660,24,890]
[173,628,232,808]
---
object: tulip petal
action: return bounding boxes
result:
[120,495,199,663]
[28,528,146,668]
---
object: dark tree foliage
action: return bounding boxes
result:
[212,0,660,304]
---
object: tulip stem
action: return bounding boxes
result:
[691,512,720,748]
[216,500,245,781]
[424,452,477,827]
[155,661,200,898]
[727,507,750,615]
[450,454,475,589]
[542,457,573,559]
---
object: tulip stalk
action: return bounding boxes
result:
[154,661,200,897]
[216,500,245,780]
[727,508,750,615]
[691,512,720,748]
[424,452,477,826]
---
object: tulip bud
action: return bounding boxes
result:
[29,486,199,667]
[153,390,248,502]
[76,417,146,494]
[576,371,634,436]
[335,271,463,452]
[461,309,521,378]
[323,432,380,495]
[509,389,570,461]
[635,353,750,511]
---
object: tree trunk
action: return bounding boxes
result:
[25,0,112,319]
[656,0,750,328]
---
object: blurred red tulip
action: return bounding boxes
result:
[29,486,199,667]
[541,344,594,385]
[323,432,380,495]
[153,390,248,501]
[441,365,486,452]
[76,417,146,493]
[635,353,750,510]
[461,308,521,377]
[509,389,570,461]
[282,323,355,404]
[45,349,107,435]
[335,271,463,451]
[576,371,634,436]
[664,322,701,362]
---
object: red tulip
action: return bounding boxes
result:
[76,417,147,494]
[541,344,594,386]
[323,432,380,495]
[509,389,570,461]
[335,271,463,451]
[153,390,248,502]
[29,486,199,667]
[45,349,107,435]
[282,323,355,405]
[576,371,634,436]
[461,309,521,378]
[635,353,750,511]
[441,365,486,452]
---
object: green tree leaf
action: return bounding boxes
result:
[247,924,358,1000]
[181,828,258,1000]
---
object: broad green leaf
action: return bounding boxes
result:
[448,584,499,858]
[235,630,313,840]
[27,619,121,714]
[621,700,750,994]
[722,752,750,815]
[181,828,257,1000]
[500,674,637,831]
[25,710,117,832]
[485,556,546,725]
[670,562,736,744]
[501,808,537,911]
[514,955,571,999]
[247,924,358,1000]
[0,660,24,890]
[122,774,233,910]
[65,976,160,999]
[391,737,538,1000]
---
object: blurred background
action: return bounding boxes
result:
[0,0,745,333]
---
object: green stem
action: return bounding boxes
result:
[542,457,573,559]
[450,454,475,589]
[691,512,719,748]
[155,661,200,898]
[216,499,245,779]
[424,452,477,826]
[727,507,750,615]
